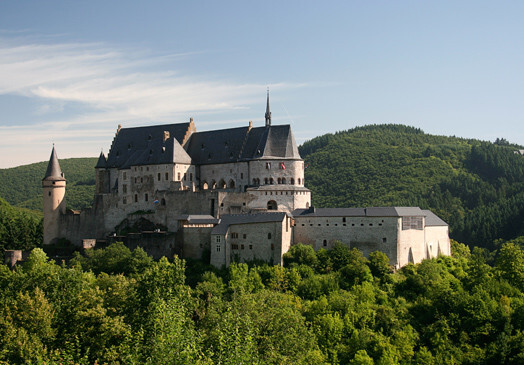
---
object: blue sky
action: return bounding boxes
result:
[1,1,523,168]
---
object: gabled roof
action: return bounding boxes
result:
[292,207,425,217]
[211,212,287,235]
[105,120,301,169]
[422,210,448,226]
[186,126,251,165]
[106,123,191,168]
[177,214,220,225]
[43,146,65,181]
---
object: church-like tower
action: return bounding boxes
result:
[42,146,66,245]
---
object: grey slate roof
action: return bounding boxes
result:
[177,215,220,224]
[211,212,287,235]
[186,126,251,164]
[105,122,301,169]
[292,207,425,218]
[106,123,191,168]
[186,125,301,165]
[43,147,65,181]
[422,210,448,226]
[95,152,107,168]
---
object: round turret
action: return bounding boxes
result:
[42,146,66,245]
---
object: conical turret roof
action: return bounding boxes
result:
[43,146,65,181]
[95,151,107,168]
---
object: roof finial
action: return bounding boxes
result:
[265,87,271,127]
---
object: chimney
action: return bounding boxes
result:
[163,131,170,142]
[248,120,253,130]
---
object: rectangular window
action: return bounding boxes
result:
[382,237,387,243]
[216,236,221,243]
[184,173,187,181]
[123,172,127,180]
[123,197,127,204]
[402,216,423,230]
[231,232,239,239]
[122,184,127,193]
[145,193,148,202]
[190,173,193,181]
[216,245,221,252]
[249,245,253,250]
[177,172,181,180]
[165,172,169,180]
[243,234,247,239]
[231,244,239,250]
[158,173,161,181]
[241,244,244,250]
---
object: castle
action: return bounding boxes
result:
[43,92,450,268]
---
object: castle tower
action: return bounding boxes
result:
[95,151,110,194]
[42,146,66,245]
[265,88,272,127]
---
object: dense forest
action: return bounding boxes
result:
[0,125,523,364]
[0,125,523,251]
[0,158,97,211]
[0,198,42,253]
[300,125,524,249]
[0,239,523,364]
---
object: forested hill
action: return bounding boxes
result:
[1,125,523,249]
[0,157,97,211]
[300,124,524,249]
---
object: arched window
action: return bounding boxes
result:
[211,180,216,189]
[218,179,226,189]
[290,178,295,185]
[277,177,282,184]
[281,177,286,184]
[229,179,235,189]
[269,177,274,184]
[264,178,268,185]
[161,198,166,206]
[298,178,301,185]
[202,181,208,190]
[253,178,257,185]
[267,200,277,210]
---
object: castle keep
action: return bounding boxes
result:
[43,93,450,268]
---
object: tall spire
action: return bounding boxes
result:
[43,145,65,181]
[265,88,271,127]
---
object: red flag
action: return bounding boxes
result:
[280,162,286,170]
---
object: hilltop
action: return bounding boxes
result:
[1,125,523,249]
[300,124,524,249]
[0,157,97,211]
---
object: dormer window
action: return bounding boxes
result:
[162,147,165,153]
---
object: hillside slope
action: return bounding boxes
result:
[1,126,522,249]
[300,124,524,248]
[0,157,97,211]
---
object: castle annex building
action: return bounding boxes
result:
[43,93,450,268]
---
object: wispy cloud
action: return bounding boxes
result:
[0,36,306,168]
